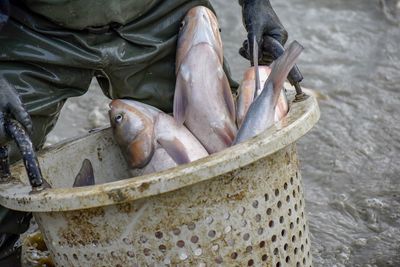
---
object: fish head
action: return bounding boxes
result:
[176,6,223,70]
[109,99,156,168]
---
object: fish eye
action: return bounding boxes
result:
[114,113,124,124]
[179,21,186,30]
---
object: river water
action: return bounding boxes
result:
[47,0,400,266]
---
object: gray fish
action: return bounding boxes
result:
[234,41,304,144]
[173,6,237,154]
[72,159,95,187]
[109,99,208,175]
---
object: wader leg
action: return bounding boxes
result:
[0,62,93,265]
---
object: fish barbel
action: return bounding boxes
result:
[234,41,304,144]
[236,66,289,128]
[109,99,208,175]
[173,6,237,154]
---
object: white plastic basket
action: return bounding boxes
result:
[0,89,319,267]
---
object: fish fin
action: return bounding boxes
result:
[214,122,236,148]
[73,159,95,187]
[265,41,304,107]
[173,71,190,125]
[158,138,191,165]
[219,67,236,122]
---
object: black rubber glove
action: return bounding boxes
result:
[239,0,288,65]
[0,79,32,144]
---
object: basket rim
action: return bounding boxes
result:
[0,88,320,212]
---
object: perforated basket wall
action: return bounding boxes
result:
[34,143,312,267]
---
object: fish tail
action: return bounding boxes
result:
[267,41,304,105]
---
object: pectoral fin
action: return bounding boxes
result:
[73,159,95,187]
[173,69,190,125]
[158,138,191,165]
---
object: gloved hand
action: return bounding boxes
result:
[239,0,288,65]
[0,79,32,144]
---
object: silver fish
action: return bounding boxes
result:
[109,99,208,175]
[173,6,237,154]
[234,41,304,144]
[236,66,289,128]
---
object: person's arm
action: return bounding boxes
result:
[0,79,33,144]
[0,0,32,144]
[239,0,288,65]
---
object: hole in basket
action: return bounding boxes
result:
[294,247,298,254]
[243,233,250,241]
[267,208,272,215]
[191,235,199,243]
[206,216,214,224]
[177,240,185,248]
[290,222,294,229]
[258,227,264,235]
[273,248,278,255]
[299,230,303,238]
[269,220,274,227]
[246,246,253,253]
[286,195,291,202]
[302,212,304,218]
[295,204,298,211]
[306,238,309,244]
[252,200,259,208]
[300,199,303,207]
[298,185,300,193]
[187,222,196,230]
[255,214,262,222]
[127,251,135,257]
[73,254,78,260]
[275,189,280,196]
[303,257,306,264]
[262,254,268,261]
[264,193,269,201]
[248,259,254,266]
[276,262,281,267]
[296,262,300,267]
[288,209,292,216]
[231,252,238,259]
[272,235,277,242]
[173,228,181,235]
[284,243,288,251]
[293,190,296,198]
[279,216,284,223]
[297,217,300,224]
[281,229,286,236]
[303,224,306,231]
[301,244,304,252]
[259,241,266,248]
[143,248,151,256]
[208,230,216,238]
[286,256,290,263]
[215,256,223,264]
[290,177,294,185]
[292,235,296,242]
[277,201,282,208]
[284,183,288,190]
[96,253,103,260]
[123,237,132,244]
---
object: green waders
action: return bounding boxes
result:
[0,0,238,264]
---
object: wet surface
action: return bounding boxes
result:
[48,0,400,266]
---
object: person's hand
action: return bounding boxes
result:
[0,79,32,144]
[239,0,288,65]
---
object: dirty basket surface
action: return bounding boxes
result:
[0,89,320,266]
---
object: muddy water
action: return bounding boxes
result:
[48,0,400,266]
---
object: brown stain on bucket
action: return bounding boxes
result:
[58,208,106,246]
